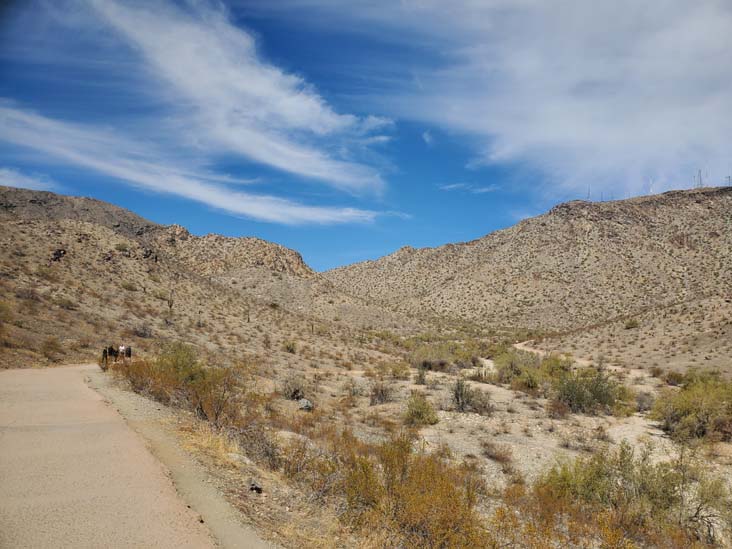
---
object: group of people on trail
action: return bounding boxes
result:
[100,344,132,370]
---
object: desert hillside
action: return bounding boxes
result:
[326,187,732,333]
[0,185,424,369]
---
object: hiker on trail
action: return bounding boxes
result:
[108,345,118,363]
[119,345,126,363]
[125,346,132,361]
[101,348,108,370]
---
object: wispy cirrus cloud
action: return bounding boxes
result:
[85,0,385,194]
[0,167,58,191]
[0,104,376,224]
[254,0,732,198]
[0,0,394,225]
[438,182,499,194]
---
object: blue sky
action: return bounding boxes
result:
[1,1,731,270]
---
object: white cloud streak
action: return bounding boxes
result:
[259,0,732,198]
[0,105,376,224]
[438,182,499,194]
[0,167,58,191]
[86,0,385,194]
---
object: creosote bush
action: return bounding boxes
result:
[652,372,732,441]
[491,441,732,547]
[452,378,493,415]
[404,391,438,426]
[408,338,490,371]
[414,365,427,385]
[552,367,631,416]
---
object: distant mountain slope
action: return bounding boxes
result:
[325,187,732,331]
[0,186,423,368]
[0,185,312,277]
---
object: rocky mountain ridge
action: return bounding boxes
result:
[325,187,732,331]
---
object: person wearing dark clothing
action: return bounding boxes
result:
[101,348,108,370]
[125,346,132,360]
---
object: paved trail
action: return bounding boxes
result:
[0,364,216,548]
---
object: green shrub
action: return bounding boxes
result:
[408,339,490,371]
[414,366,427,385]
[282,340,297,354]
[553,368,627,415]
[526,441,732,545]
[404,391,438,426]
[452,379,493,415]
[652,375,732,441]
[389,361,411,380]
[120,281,137,292]
[492,351,570,397]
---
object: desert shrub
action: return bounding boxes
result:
[280,374,306,400]
[650,366,664,378]
[553,368,628,415]
[408,339,489,372]
[280,430,490,544]
[40,336,63,360]
[120,281,137,292]
[652,375,732,441]
[636,391,655,412]
[482,440,513,465]
[492,351,570,398]
[369,380,393,405]
[389,361,410,380]
[546,398,570,419]
[404,391,439,426]
[408,343,451,371]
[513,441,732,546]
[452,378,471,412]
[115,243,129,252]
[188,365,248,428]
[343,433,490,547]
[235,421,281,470]
[624,318,640,329]
[414,365,427,385]
[133,323,153,338]
[113,343,256,430]
[452,379,493,415]
[282,340,297,354]
[664,370,685,386]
